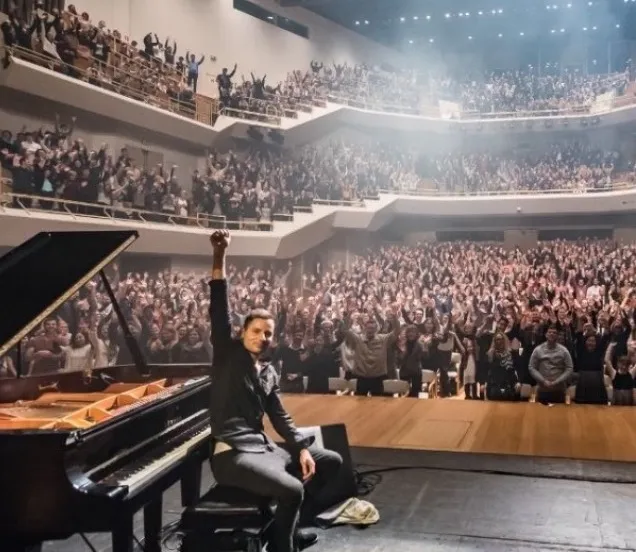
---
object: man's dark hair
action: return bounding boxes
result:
[546,323,559,332]
[243,308,274,330]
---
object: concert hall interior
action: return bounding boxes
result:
[4,0,636,550]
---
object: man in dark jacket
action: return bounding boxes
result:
[207,230,342,552]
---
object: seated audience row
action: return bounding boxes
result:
[3,239,635,406]
[0,119,627,226]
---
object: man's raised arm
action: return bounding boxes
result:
[209,231,232,365]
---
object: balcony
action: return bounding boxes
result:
[4,46,636,147]
[2,180,636,258]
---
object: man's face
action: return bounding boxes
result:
[365,320,377,339]
[546,328,558,344]
[242,318,274,357]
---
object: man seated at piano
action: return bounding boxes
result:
[207,230,343,552]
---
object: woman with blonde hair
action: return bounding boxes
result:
[485,331,520,401]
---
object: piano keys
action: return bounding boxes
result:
[0,231,212,552]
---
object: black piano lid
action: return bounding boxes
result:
[0,230,139,360]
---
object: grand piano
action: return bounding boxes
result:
[0,231,212,552]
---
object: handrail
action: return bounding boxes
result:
[219,106,282,126]
[6,46,214,125]
[313,198,366,207]
[379,181,636,197]
[0,191,276,231]
[52,9,185,85]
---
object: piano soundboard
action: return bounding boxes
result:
[0,378,203,430]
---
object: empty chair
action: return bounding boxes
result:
[383,379,410,397]
[328,377,351,395]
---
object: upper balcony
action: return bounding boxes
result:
[3,45,636,149]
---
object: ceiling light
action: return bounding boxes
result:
[582,26,587,30]
[408,39,414,44]
[498,33,503,37]
[491,9,496,14]
[560,28,565,32]
[413,16,419,20]
[546,5,551,8]
[520,31,525,36]
[400,17,405,22]
[592,25,597,29]
[459,12,464,16]
[588,1,592,4]
[364,20,369,24]
[478,10,483,15]
[426,15,431,20]
[567,2,572,6]
[429,38,434,43]
[468,35,473,40]
[551,29,556,33]
[355,20,360,25]
[445,13,451,18]
[553,4,557,8]
[466,12,470,16]
[616,23,621,28]
[498,8,503,13]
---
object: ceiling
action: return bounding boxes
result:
[298,0,635,64]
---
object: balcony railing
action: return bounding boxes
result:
[0,189,278,231]
[379,181,635,197]
[6,45,217,126]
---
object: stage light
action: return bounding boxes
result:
[560,28,565,32]
[445,13,451,18]
[498,8,503,13]
[459,12,464,17]
[478,10,483,15]
[466,12,470,16]
[616,24,621,28]
[408,39,414,43]
[413,16,419,20]
[592,25,597,30]
[498,33,503,37]
[468,35,473,40]
[400,17,405,22]
[491,9,496,14]
[583,26,588,30]
[355,20,360,25]
[426,15,431,19]
[567,2,572,6]
[520,31,525,36]
[429,38,434,43]
[551,29,556,33]
[364,20,369,24]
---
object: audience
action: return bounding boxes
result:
[4,238,636,407]
[1,119,628,226]
[3,4,631,124]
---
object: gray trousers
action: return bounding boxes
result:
[211,444,343,552]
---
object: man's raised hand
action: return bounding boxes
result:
[210,230,230,254]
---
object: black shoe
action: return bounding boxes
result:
[296,529,319,550]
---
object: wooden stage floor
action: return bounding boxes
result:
[272,394,636,463]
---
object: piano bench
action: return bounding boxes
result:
[180,485,274,552]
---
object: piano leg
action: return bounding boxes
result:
[143,497,163,552]
[111,516,134,552]
[180,457,203,508]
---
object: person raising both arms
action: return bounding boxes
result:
[207,230,343,552]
